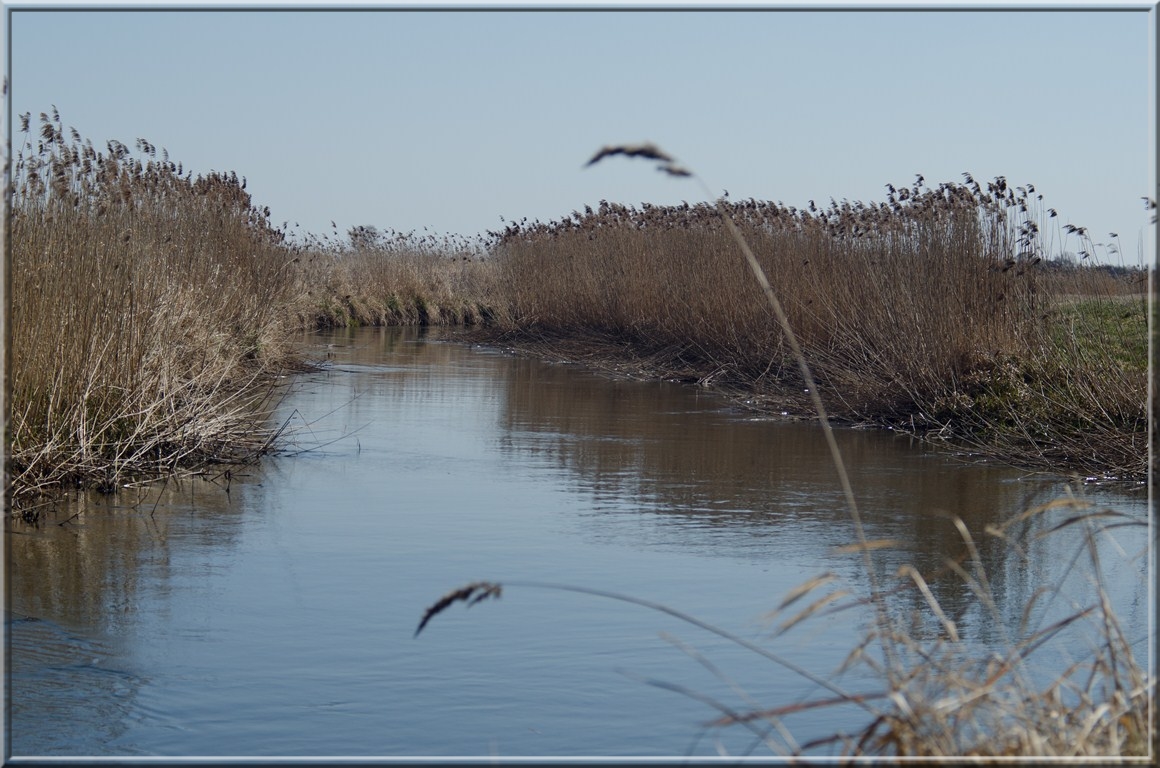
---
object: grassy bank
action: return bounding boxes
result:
[482,180,1148,481]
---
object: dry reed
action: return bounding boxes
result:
[281,224,500,329]
[484,161,1146,480]
[8,112,299,513]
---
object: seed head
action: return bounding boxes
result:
[585,142,674,168]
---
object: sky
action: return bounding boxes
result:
[5,2,1156,264]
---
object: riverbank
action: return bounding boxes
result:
[454,294,1148,484]
[7,114,1149,513]
[6,117,513,514]
[467,190,1149,483]
[12,325,1151,758]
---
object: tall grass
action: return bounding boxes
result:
[487,175,1147,480]
[8,110,299,511]
[8,110,1142,509]
[282,225,499,328]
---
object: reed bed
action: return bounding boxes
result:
[282,225,500,329]
[8,111,300,513]
[8,112,1143,504]
[486,175,1147,480]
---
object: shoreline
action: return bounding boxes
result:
[447,323,1148,486]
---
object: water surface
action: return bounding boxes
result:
[8,326,1150,758]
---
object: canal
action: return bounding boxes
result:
[7,326,1150,758]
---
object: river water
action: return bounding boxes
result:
[7,326,1151,759]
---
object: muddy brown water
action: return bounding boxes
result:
[7,326,1150,758]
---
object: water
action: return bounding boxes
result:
[7,326,1150,758]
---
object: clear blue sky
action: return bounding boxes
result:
[6,3,1156,264]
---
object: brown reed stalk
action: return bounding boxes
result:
[580,142,902,679]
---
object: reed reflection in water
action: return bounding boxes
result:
[490,335,1148,650]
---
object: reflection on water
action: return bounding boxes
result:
[7,325,1149,757]
[492,336,1147,648]
[8,475,263,756]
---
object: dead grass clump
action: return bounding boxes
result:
[7,110,510,511]
[831,500,1151,758]
[8,110,298,511]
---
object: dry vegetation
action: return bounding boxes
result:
[281,224,499,328]
[485,175,1148,480]
[8,113,1145,509]
[8,110,299,514]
